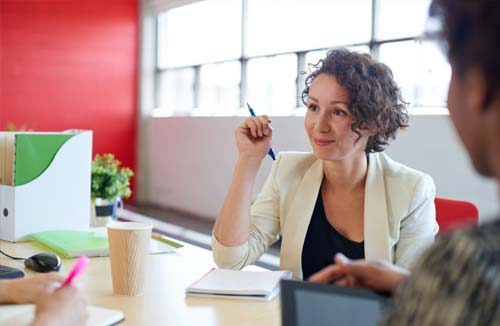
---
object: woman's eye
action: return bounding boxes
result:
[333,109,346,116]
[307,104,318,112]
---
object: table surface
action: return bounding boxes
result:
[0,239,282,326]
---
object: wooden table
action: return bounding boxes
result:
[0,239,281,325]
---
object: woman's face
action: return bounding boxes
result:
[304,73,369,162]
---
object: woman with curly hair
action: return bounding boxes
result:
[212,49,438,279]
[311,0,500,324]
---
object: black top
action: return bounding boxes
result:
[301,191,365,279]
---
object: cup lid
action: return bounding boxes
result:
[107,221,153,231]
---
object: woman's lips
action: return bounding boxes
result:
[313,138,336,146]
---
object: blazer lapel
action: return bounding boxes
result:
[364,153,392,262]
[281,159,323,279]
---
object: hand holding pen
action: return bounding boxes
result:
[244,103,276,160]
[33,256,90,326]
[60,256,89,288]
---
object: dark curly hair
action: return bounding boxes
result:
[429,0,500,107]
[301,48,409,153]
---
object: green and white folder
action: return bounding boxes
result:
[0,130,92,242]
[14,133,74,186]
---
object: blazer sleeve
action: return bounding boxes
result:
[211,155,282,270]
[394,174,439,269]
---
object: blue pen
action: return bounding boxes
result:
[246,103,276,160]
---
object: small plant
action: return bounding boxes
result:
[91,154,133,201]
[3,121,31,131]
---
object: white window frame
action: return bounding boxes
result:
[149,0,447,117]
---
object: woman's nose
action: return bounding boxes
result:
[315,114,330,133]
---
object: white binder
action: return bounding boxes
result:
[0,130,92,242]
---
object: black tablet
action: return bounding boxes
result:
[281,279,389,326]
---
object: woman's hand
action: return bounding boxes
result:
[236,115,273,162]
[308,253,410,294]
[33,285,88,326]
[0,273,65,304]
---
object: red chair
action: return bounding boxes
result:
[434,197,479,236]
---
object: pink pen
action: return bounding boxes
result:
[60,256,90,288]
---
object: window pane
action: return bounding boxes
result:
[199,61,241,116]
[156,68,195,115]
[247,54,297,115]
[379,41,418,106]
[305,50,328,69]
[247,0,371,57]
[158,0,242,68]
[305,46,371,69]
[414,41,450,107]
[379,40,450,109]
[377,0,432,40]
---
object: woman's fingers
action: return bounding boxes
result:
[334,253,350,266]
[308,264,345,284]
[245,116,272,138]
[245,118,259,138]
[257,116,272,136]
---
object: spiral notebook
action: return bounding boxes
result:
[186,268,292,301]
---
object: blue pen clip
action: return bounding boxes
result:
[246,103,276,160]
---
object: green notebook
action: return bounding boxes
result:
[30,230,184,258]
[14,133,74,186]
[31,230,109,258]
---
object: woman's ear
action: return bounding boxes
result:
[366,128,377,137]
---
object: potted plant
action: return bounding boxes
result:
[91,153,133,226]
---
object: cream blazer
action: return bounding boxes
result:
[212,152,439,279]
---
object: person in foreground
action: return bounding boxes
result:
[212,49,438,280]
[310,0,500,324]
[0,273,88,325]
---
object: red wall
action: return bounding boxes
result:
[0,0,138,197]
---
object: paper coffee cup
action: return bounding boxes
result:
[107,221,153,296]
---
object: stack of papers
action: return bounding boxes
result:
[186,268,292,301]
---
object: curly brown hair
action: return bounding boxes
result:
[301,48,409,153]
[429,0,500,107]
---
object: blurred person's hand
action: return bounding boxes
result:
[308,253,410,294]
[0,273,64,304]
[33,285,88,326]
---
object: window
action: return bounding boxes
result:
[379,40,450,108]
[154,0,446,116]
[304,45,371,73]
[377,0,432,40]
[199,61,241,115]
[247,54,297,115]
[157,0,242,68]
[246,0,371,57]
[156,68,195,115]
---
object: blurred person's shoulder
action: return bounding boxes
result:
[384,216,500,326]
[441,216,500,248]
[426,216,500,264]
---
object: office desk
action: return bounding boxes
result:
[0,240,281,326]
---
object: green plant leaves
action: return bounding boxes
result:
[91,153,133,200]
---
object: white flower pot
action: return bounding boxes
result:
[90,197,123,227]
